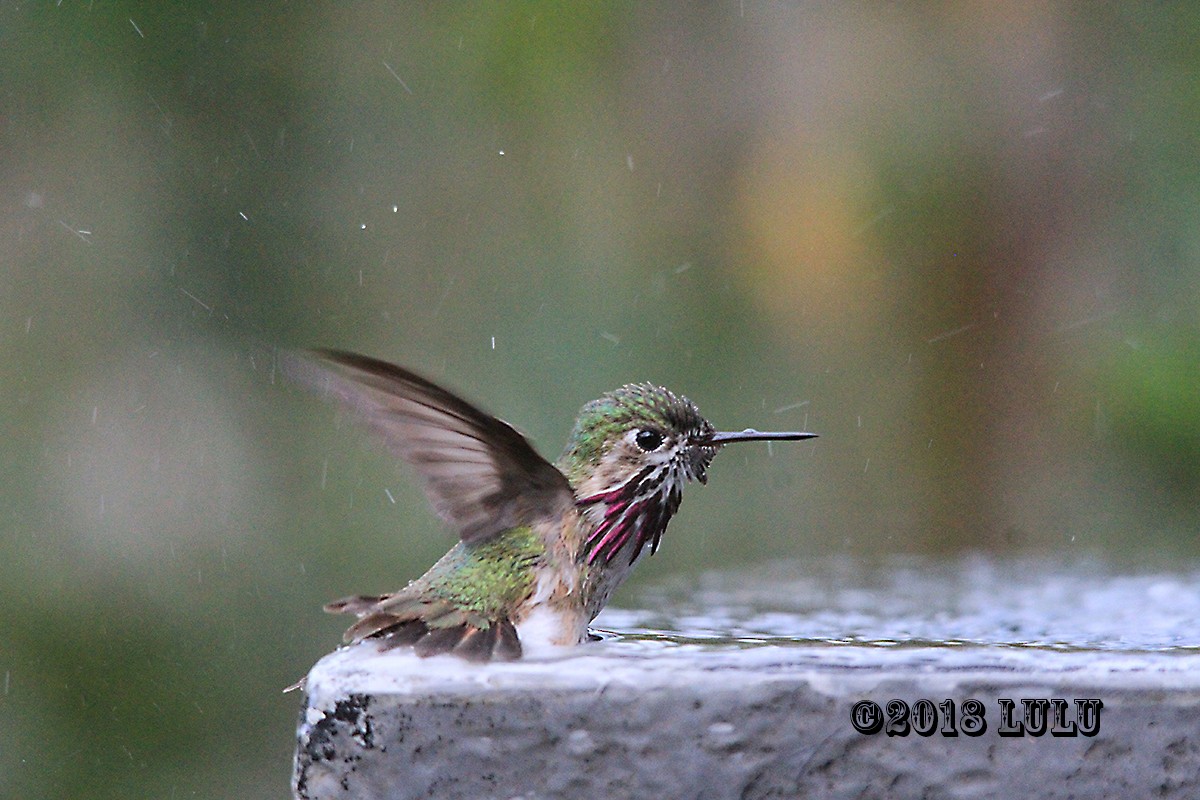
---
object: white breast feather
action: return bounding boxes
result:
[515,570,585,655]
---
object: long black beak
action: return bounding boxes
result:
[701,429,819,445]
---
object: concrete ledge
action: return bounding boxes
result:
[293,638,1200,799]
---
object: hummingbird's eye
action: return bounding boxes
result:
[634,429,664,452]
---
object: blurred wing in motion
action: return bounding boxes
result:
[284,349,574,542]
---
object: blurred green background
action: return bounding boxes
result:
[2,3,1199,797]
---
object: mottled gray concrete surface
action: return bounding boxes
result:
[293,640,1200,799]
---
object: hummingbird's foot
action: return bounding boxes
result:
[324,594,522,663]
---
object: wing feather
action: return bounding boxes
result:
[284,349,573,542]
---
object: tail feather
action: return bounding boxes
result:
[451,624,497,662]
[376,620,428,650]
[421,605,470,630]
[324,591,523,662]
[492,618,522,661]
[413,625,468,657]
[324,594,390,615]
[344,611,413,642]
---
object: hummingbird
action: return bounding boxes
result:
[287,349,816,663]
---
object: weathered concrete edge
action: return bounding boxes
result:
[302,638,1200,702]
[293,642,1200,800]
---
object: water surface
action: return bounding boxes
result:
[594,555,1200,656]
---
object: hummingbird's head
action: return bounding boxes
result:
[559,384,816,565]
[559,383,715,495]
[558,383,713,565]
